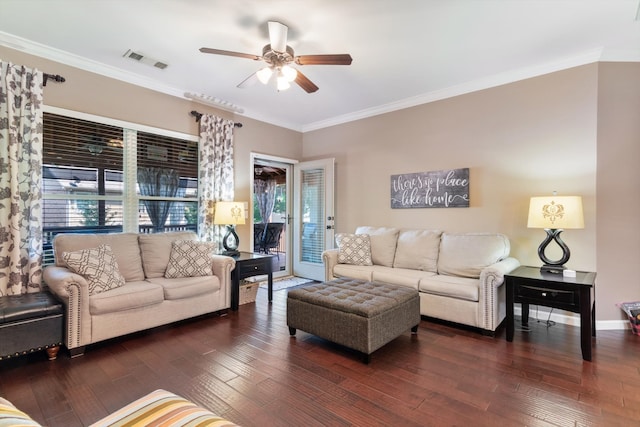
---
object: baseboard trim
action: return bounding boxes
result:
[513,306,629,331]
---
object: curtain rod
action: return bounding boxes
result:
[190,110,243,128]
[43,73,65,86]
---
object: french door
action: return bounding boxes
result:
[293,158,335,281]
[251,155,292,278]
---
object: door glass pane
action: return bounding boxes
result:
[301,168,325,263]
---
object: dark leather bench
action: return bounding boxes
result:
[0,291,64,361]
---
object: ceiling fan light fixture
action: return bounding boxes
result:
[200,20,352,94]
[256,67,273,84]
[277,72,290,91]
[281,65,297,82]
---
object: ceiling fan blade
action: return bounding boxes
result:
[295,54,353,66]
[268,21,288,53]
[199,47,261,61]
[237,72,259,88]
[294,70,319,93]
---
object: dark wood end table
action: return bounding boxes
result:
[505,265,596,361]
[229,252,276,311]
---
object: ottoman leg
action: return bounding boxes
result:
[411,325,418,334]
[363,353,371,364]
[46,346,60,360]
[288,327,296,336]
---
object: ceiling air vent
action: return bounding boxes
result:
[123,49,168,70]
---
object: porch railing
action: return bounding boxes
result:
[42,224,197,266]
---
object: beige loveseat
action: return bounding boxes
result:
[43,231,235,356]
[323,226,520,335]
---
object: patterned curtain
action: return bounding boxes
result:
[254,178,277,223]
[137,167,180,232]
[0,61,44,296]
[197,115,235,246]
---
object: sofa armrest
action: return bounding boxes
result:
[43,266,92,351]
[478,257,520,332]
[322,249,339,281]
[210,255,236,308]
[480,257,521,287]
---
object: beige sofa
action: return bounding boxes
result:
[323,226,520,335]
[43,231,235,356]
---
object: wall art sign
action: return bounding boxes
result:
[390,168,469,208]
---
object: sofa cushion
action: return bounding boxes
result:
[62,244,125,296]
[147,275,220,300]
[138,231,198,278]
[333,263,375,282]
[419,274,480,302]
[355,226,399,267]
[393,229,442,272]
[165,240,215,278]
[335,233,373,266]
[373,266,436,290]
[54,233,144,282]
[437,233,510,278]
[89,281,164,315]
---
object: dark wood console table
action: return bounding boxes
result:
[230,252,275,311]
[505,266,596,361]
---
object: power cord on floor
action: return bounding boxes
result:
[517,306,555,332]
[543,307,556,328]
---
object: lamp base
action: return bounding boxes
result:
[537,228,571,274]
[221,249,240,257]
[221,225,240,256]
[540,264,566,274]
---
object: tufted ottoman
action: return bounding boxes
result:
[287,278,420,363]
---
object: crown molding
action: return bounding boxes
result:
[3,30,638,135]
[599,47,640,62]
[235,108,303,132]
[0,31,304,131]
[0,31,191,99]
[302,48,607,132]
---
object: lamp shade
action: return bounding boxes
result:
[527,196,584,230]
[213,201,246,225]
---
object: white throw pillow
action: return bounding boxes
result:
[62,244,125,295]
[165,240,215,278]
[336,233,373,266]
[355,226,399,267]
[393,229,443,272]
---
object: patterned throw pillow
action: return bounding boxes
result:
[336,233,373,266]
[62,244,125,296]
[165,240,215,278]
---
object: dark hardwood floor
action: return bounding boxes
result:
[1,286,639,427]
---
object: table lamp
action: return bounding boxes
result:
[527,194,584,274]
[213,201,246,256]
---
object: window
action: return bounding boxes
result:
[300,168,325,263]
[42,107,199,264]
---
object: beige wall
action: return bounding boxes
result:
[4,44,638,322]
[0,46,303,251]
[596,62,640,322]
[303,64,609,317]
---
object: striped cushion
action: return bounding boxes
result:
[0,398,42,427]
[89,389,237,427]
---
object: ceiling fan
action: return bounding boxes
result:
[200,21,352,93]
